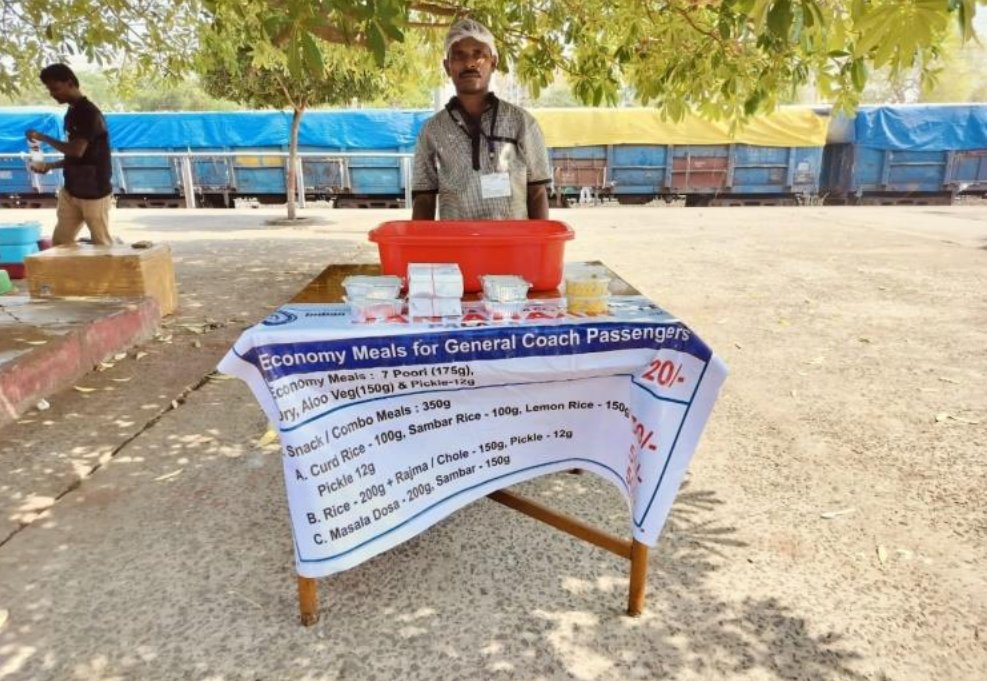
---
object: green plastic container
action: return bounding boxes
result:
[0,269,12,295]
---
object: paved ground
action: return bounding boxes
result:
[0,205,984,681]
[0,295,160,427]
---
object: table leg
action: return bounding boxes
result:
[298,576,319,626]
[627,540,648,617]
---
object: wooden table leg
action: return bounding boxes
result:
[627,540,648,617]
[298,576,319,626]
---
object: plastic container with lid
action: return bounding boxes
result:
[0,242,40,264]
[28,140,44,171]
[480,274,531,302]
[482,299,526,319]
[369,220,574,292]
[0,222,43,246]
[346,297,403,322]
[407,263,464,298]
[409,296,462,318]
[566,295,610,315]
[342,275,403,301]
[565,265,612,297]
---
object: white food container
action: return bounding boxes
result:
[342,275,403,300]
[479,274,531,302]
[347,297,403,322]
[407,263,464,299]
[482,299,527,319]
[565,265,612,297]
[408,296,462,318]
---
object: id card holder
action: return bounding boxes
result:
[480,172,511,199]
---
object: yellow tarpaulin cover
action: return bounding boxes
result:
[530,108,828,148]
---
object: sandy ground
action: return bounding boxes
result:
[0,204,984,681]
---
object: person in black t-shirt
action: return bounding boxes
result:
[26,64,114,246]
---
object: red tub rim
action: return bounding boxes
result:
[368,220,574,245]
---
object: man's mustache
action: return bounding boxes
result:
[459,70,481,77]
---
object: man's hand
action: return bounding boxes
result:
[29,162,51,174]
[25,129,47,144]
[412,194,437,220]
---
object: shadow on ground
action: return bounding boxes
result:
[0,214,875,680]
[0,398,869,681]
[123,212,338,233]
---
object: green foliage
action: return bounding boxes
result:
[2,0,986,120]
[0,0,200,97]
[0,69,236,111]
[123,79,239,112]
[201,45,381,111]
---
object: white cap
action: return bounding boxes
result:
[444,18,498,60]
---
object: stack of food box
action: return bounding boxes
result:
[343,263,469,321]
[407,263,463,318]
[480,275,532,318]
[342,262,615,322]
[341,274,403,322]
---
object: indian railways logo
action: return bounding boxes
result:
[262,309,298,326]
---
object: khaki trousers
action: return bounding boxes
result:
[53,188,113,246]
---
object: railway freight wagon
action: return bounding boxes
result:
[821,104,987,204]
[0,108,65,207]
[4,104,986,208]
[104,110,430,207]
[531,108,829,205]
[0,109,430,207]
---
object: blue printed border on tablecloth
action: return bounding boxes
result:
[238,322,712,382]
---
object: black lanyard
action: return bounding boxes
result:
[447,97,499,171]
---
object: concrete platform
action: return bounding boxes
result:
[0,293,160,427]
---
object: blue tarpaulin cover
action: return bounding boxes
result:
[6,105,987,153]
[1,108,433,152]
[855,105,987,151]
[0,107,63,153]
[106,110,432,150]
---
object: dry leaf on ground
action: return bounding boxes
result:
[257,428,279,447]
[153,469,184,482]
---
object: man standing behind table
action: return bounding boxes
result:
[411,18,552,221]
[26,64,114,246]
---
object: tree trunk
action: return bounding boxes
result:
[286,106,305,220]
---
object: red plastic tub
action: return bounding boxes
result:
[0,263,26,280]
[368,220,575,292]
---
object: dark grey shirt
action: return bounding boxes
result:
[412,95,551,219]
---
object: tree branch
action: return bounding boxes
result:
[660,2,724,45]
[407,21,452,29]
[409,2,462,18]
[273,70,298,109]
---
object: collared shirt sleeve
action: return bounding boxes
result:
[520,113,552,185]
[411,124,439,196]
